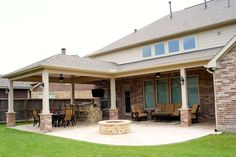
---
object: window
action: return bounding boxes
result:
[156,79,168,104]
[142,46,152,58]
[170,78,182,104]
[168,40,180,53]
[144,80,154,108]
[155,43,165,56]
[187,76,199,107]
[184,36,196,50]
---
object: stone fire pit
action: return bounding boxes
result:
[98,120,131,135]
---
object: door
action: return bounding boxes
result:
[122,84,131,116]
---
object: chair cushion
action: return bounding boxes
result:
[137,113,148,117]
[154,104,162,112]
[165,104,174,113]
[173,104,182,116]
[191,104,199,114]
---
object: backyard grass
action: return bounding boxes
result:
[0,124,236,157]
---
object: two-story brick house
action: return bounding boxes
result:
[3,0,236,132]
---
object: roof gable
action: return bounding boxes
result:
[207,35,236,68]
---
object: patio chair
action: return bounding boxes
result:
[32,110,40,127]
[131,104,148,121]
[61,109,74,127]
[191,104,200,123]
[71,106,78,125]
[170,104,182,120]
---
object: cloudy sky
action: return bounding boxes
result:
[0,0,204,75]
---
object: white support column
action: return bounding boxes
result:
[6,80,16,127]
[71,82,75,104]
[110,78,116,109]
[42,71,50,114]
[180,68,192,127]
[8,80,14,112]
[180,68,188,109]
[109,78,118,120]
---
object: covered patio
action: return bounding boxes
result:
[3,53,119,132]
[3,49,217,132]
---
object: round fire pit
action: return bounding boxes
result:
[98,120,131,135]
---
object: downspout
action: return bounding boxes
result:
[205,66,218,132]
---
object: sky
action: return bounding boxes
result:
[0,0,204,75]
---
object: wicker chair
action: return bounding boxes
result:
[131,104,148,121]
[61,109,73,127]
[191,104,200,123]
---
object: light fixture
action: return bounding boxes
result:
[59,74,64,82]
[5,88,9,94]
[181,76,185,85]
[41,82,44,87]
[101,80,107,85]
[156,73,161,78]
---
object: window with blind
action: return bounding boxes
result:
[187,76,199,107]
[156,79,168,104]
[170,78,182,104]
[144,80,154,109]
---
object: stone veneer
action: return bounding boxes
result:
[98,120,131,135]
[115,68,215,120]
[214,46,236,132]
[180,109,192,127]
[40,114,52,133]
[6,112,16,127]
[80,104,102,123]
[109,109,119,120]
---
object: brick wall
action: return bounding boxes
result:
[116,68,215,120]
[214,46,236,132]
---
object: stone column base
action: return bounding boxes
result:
[6,112,16,127]
[39,113,52,133]
[109,109,118,120]
[180,108,192,127]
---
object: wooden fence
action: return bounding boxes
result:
[0,98,92,122]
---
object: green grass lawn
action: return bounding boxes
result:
[0,124,236,157]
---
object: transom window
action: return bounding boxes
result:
[155,43,165,56]
[142,46,152,58]
[168,40,179,53]
[183,36,196,50]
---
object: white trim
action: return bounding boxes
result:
[207,34,236,68]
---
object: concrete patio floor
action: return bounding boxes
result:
[13,121,218,146]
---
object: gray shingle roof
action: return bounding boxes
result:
[3,47,221,79]
[4,54,118,77]
[89,0,236,56]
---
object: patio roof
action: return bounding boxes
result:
[2,47,221,81]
